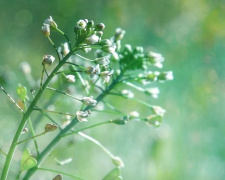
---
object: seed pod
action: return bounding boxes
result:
[42,54,55,66]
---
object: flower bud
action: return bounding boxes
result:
[147,52,164,68]
[100,70,114,83]
[115,28,125,41]
[42,23,50,37]
[129,111,139,118]
[95,23,105,31]
[98,39,112,46]
[145,87,160,98]
[43,54,55,66]
[101,44,116,53]
[121,89,134,98]
[44,16,57,30]
[86,64,100,78]
[87,20,94,29]
[157,71,174,81]
[66,75,76,83]
[95,31,103,38]
[151,106,166,116]
[95,57,110,66]
[76,110,91,122]
[146,115,162,127]
[77,19,87,29]
[82,96,97,106]
[85,34,100,45]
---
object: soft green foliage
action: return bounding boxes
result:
[16,85,27,101]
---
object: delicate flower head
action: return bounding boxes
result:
[86,64,100,78]
[121,89,134,98]
[66,75,76,83]
[43,54,55,66]
[85,34,100,45]
[42,23,50,37]
[82,96,97,106]
[115,28,126,41]
[101,44,116,53]
[95,23,105,31]
[151,106,166,116]
[129,111,140,118]
[77,19,87,29]
[76,110,91,122]
[147,51,164,68]
[95,57,110,66]
[158,71,174,81]
[44,16,57,30]
[100,70,114,83]
[145,87,160,98]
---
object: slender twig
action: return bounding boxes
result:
[75,53,95,61]
[48,36,61,61]
[33,108,77,117]
[38,167,84,180]
[0,86,24,113]
[0,149,7,156]
[17,132,45,145]
[46,87,82,102]
[56,28,72,51]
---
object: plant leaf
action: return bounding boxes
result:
[17,84,27,101]
[21,148,37,171]
[102,167,122,180]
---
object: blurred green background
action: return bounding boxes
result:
[0,0,225,180]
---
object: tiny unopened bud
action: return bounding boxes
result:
[45,124,58,133]
[86,64,100,78]
[44,16,57,30]
[111,118,127,125]
[145,87,160,98]
[76,110,91,122]
[100,70,114,83]
[82,96,97,106]
[146,115,162,127]
[112,156,124,168]
[157,71,174,81]
[95,23,105,31]
[121,89,134,98]
[101,44,116,53]
[21,128,28,134]
[129,111,140,118]
[85,34,100,45]
[77,19,87,30]
[42,23,50,37]
[43,54,55,66]
[87,20,94,29]
[66,75,76,83]
[95,57,110,66]
[115,28,125,41]
[82,47,92,53]
[152,106,166,116]
[98,39,112,46]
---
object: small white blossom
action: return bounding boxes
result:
[148,52,164,68]
[164,71,174,80]
[77,19,87,29]
[152,106,166,116]
[42,23,50,37]
[86,64,100,78]
[85,34,100,45]
[101,44,116,53]
[129,111,140,118]
[44,16,57,30]
[95,57,110,66]
[100,70,114,83]
[145,87,160,98]
[43,54,55,66]
[121,89,134,98]
[76,110,91,122]
[82,96,97,106]
[115,28,126,41]
[66,75,76,83]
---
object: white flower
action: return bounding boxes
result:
[85,34,100,45]
[115,28,126,41]
[66,75,76,83]
[41,23,50,37]
[62,42,70,56]
[95,57,110,66]
[43,54,55,66]
[77,19,87,29]
[148,52,164,68]
[82,96,97,106]
[76,110,91,122]
[86,64,100,78]
[44,16,57,30]
[164,71,173,80]
[100,70,114,83]
[152,106,166,116]
[129,111,140,118]
[101,44,116,53]
[121,89,134,98]
[145,87,160,98]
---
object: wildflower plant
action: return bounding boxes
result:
[0,17,173,179]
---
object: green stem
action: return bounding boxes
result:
[47,87,82,102]
[33,108,77,117]
[17,132,45,145]
[48,36,61,61]
[23,73,123,179]
[0,49,76,180]
[62,121,111,138]
[0,149,7,156]
[38,167,84,180]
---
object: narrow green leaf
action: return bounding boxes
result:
[21,148,37,171]
[102,167,121,180]
[17,84,27,101]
